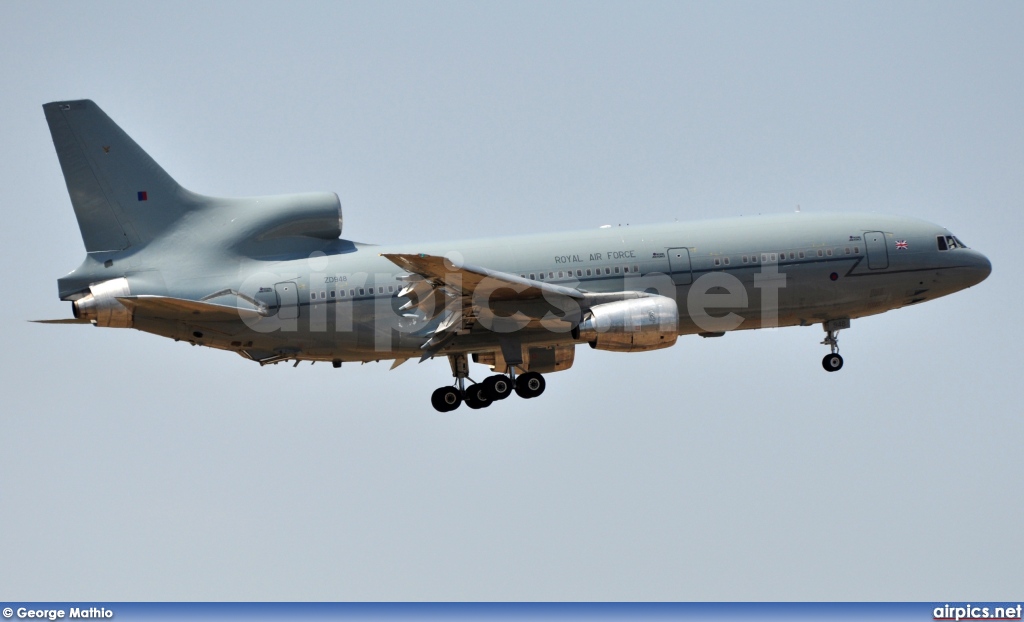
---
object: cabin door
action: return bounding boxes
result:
[864,231,889,269]
[667,248,693,285]
[275,282,299,319]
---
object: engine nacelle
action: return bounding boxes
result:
[244,192,343,242]
[72,277,133,328]
[573,296,678,352]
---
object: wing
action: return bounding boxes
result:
[382,253,585,302]
[381,252,646,359]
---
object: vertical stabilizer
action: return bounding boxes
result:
[43,100,189,252]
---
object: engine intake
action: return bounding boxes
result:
[574,296,678,352]
[72,277,133,328]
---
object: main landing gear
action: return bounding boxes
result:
[820,319,850,372]
[430,354,546,412]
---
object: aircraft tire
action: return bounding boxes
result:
[515,372,545,399]
[483,375,514,401]
[822,353,844,372]
[464,383,493,409]
[432,387,462,412]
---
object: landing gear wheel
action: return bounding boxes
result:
[431,386,462,412]
[483,374,514,401]
[822,353,844,372]
[464,383,493,409]
[515,372,546,399]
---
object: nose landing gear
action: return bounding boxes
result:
[822,352,844,372]
[820,319,849,372]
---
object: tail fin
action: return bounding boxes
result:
[43,100,190,252]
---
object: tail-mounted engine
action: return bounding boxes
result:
[573,296,678,352]
[71,278,133,327]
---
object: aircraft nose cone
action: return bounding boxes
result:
[964,251,992,287]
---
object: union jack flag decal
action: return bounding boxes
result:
[895,240,908,250]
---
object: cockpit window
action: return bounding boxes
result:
[937,235,968,251]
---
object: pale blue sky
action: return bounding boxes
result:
[1,1,1021,600]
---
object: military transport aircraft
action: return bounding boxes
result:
[37,100,991,411]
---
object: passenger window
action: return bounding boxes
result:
[530,273,536,280]
[633,264,639,272]
[614,266,620,274]
[770,253,777,261]
[586,269,592,276]
[549,272,554,279]
[845,248,850,255]
[388,286,394,293]
[330,290,336,298]
[798,251,805,259]
[789,252,795,260]
[714,258,721,266]
[310,292,316,301]
[349,289,355,296]
[576,269,583,277]
[724,257,730,265]
[854,246,859,253]
[358,288,365,296]
[817,249,824,257]
[826,249,833,256]
[558,271,564,278]
[751,255,757,263]
[605,268,611,275]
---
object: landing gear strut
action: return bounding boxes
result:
[820,319,849,372]
[429,354,546,411]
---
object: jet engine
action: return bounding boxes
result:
[242,192,343,242]
[72,277,133,328]
[573,296,678,352]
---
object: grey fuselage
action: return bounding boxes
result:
[59,211,992,366]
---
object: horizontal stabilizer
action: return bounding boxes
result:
[116,295,266,322]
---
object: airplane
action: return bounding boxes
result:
[37,100,992,412]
